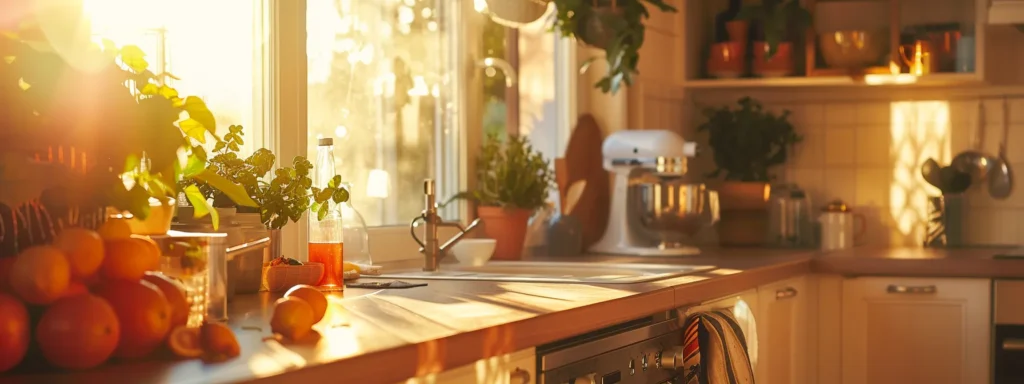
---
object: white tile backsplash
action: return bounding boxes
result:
[694,94,1024,246]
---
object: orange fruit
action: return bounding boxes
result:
[285,284,327,324]
[61,281,89,298]
[9,246,70,305]
[94,279,172,359]
[0,257,14,292]
[36,294,119,370]
[0,293,30,372]
[97,218,132,240]
[101,238,159,281]
[53,227,105,279]
[270,296,315,341]
[143,272,190,328]
[200,322,240,359]
[166,325,203,358]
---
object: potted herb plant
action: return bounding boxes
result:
[551,0,676,94]
[736,0,812,77]
[178,125,350,256]
[698,97,802,246]
[448,134,554,260]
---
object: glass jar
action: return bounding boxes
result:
[339,182,371,265]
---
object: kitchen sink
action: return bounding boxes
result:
[368,261,716,284]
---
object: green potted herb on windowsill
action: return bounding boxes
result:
[698,97,802,246]
[178,125,350,234]
[446,134,554,260]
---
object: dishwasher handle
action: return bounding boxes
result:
[1003,339,1024,351]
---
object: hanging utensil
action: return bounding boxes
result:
[939,165,972,195]
[921,158,943,189]
[951,100,995,184]
[989,97,1014,199]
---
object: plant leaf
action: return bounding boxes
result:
[193,168,259,207]
[184,184,220,230]
[317,202,329,221]
[179,118,207,143]
[182,96,217,136]
[119,45,148,73]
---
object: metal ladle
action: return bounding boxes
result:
[989,97,1013,199]
[951,101,996,184]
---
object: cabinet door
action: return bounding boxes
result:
[397,348,535,384]
[841,277,990,384]
[756,276,809,384]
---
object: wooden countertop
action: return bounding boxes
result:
[6,247,1024,384]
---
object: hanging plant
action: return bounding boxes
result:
[551,0,676,94]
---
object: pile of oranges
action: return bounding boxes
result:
[0,218,240,373]
[271,284,328,341]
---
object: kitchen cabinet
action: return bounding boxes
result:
[756,276,810,384]
[396,348,534,384]
[841,277,990,384]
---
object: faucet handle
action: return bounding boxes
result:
[409,214,427,250]
[423,179,435,196]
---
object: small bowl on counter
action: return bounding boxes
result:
[452,239,497,267]
[262,261,324,292]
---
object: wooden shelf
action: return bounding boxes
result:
[682,72,983,89]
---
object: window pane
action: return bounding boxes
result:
[307,0,451,227]
[83,0,265,155]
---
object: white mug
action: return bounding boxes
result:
[819,211,866,251]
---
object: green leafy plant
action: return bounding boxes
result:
[552,0,676,94]
[736,0,812,59]
[447,134,553,210]
[179,126,349,230]
[698,97,803,182]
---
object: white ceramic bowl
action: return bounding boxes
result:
[452,239,497,267]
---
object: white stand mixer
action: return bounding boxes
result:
[589,130,704,256]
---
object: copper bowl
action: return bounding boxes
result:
[819,30,888,69]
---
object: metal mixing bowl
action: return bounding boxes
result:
[630,179,719,240]
[819,30,888,69]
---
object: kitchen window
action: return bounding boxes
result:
[84,0,575,261]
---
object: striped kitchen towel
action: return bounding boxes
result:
[682,309,755,384]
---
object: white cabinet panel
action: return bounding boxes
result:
[757,276,809,384]
[841,277,990,384]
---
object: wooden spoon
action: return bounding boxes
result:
[563,180,587,216]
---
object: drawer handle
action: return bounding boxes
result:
[1003,339,1024,351]
[775,287,798,300]
[886,284,937,294]
[510,367,531,384]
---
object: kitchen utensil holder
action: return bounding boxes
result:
[925,194,965,247]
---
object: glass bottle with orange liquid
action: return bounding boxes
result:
[309,138,344,291]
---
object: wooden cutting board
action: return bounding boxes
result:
[563,114,610,250]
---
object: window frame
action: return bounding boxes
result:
[270,0,578,263]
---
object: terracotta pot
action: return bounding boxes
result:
[125,199,177,236]
[477,206,533,261]
[717,182,771,247]
[752,41,794,77]
[725,20,749,44]
[708,41,746,78]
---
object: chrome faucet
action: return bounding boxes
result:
[410,179,481,272]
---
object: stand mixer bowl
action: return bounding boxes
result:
[630,179,719,249]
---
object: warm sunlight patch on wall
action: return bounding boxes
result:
[889,101,951,243]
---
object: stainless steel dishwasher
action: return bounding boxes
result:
[536,313,686,384]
